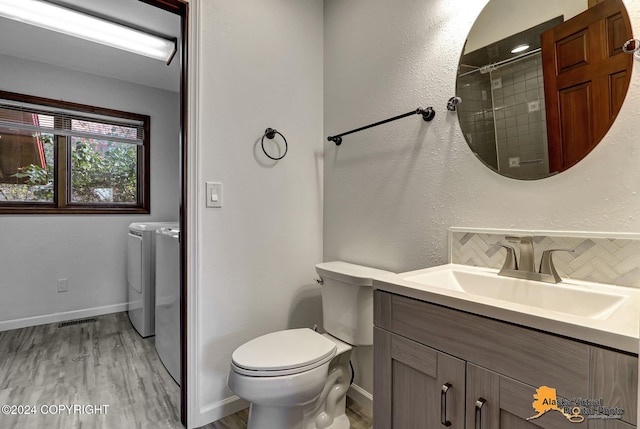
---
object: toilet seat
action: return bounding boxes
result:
[231,328,337,377]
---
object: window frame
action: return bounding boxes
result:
[0,90,150,214]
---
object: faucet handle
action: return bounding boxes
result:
[539,248,574,283]
[491,243,518,272]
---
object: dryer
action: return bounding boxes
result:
[127,222,177,337]
[155,226,181,384]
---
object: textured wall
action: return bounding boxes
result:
[195,0,324,424]
[0,54,180,327]
[324,0,640,397]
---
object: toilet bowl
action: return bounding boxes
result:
[229,329,353,429]
[227,261,392,429]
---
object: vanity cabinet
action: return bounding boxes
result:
[373,290,638,429]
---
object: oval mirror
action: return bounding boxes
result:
[456,0,633,180]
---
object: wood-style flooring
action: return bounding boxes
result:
[0,313,373,429]
[204,397,372,429]
[0,312,180,429]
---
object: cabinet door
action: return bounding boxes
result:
[467,364,583,429]
[466,363,500,429]
[374,327,465,429]
[590,347,638,426]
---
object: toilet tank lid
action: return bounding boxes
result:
[315,261,393,286]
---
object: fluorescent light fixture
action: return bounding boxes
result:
[510,44,530,54]
[0,0,177,64]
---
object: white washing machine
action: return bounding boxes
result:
[127,222,178,337]
[155,226,181,385]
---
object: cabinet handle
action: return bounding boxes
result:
[475,398,486,429]
[440,383,452,427]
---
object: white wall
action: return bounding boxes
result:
[324,0,640,397]
[0,54,180,327]
[194,0,324,424]
[464,0,588,53]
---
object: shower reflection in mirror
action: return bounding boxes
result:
[457,18,559,180]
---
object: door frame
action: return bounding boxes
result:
[140,0,198,427]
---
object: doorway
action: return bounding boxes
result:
[0,0,190,427]
[140,2,190,425]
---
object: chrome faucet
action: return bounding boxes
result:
[493,236,574,284]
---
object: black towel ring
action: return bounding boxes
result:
[261,128,288,160]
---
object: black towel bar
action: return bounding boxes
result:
[327,107,435,146]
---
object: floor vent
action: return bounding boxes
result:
[58,317,97,328]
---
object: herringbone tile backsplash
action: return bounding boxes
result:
[450,229,640,288]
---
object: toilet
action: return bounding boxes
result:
[227,261,392,429]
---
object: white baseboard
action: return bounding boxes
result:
[0,303,129,332]
[347,383,373,413]
[197,395,249,428]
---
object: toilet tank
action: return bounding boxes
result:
[315,261,393,346]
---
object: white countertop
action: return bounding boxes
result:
[373,264,639,354]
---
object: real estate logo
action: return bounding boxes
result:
[526,386,625,423]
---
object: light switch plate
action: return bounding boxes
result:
[205,182,222,208]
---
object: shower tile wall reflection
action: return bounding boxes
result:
[457,54,551,180]
[491,53,549,179]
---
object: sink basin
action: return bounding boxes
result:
[399,265,628,320]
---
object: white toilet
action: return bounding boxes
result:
[228,261,392,429]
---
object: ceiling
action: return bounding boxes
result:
[0,0,181,92]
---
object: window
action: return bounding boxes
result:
[0,91,150,214]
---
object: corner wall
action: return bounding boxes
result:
[0,54,180,328]
[324,0,640,397]
[194,0,324,424]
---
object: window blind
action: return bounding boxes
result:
[0,99,145,145]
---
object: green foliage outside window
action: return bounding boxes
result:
[9,133,138,204]
[70,137,138,203]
